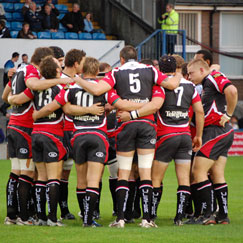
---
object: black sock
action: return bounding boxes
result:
[76,188,86,218]
[18,175,33,221]
[208,175,217,213]
[191,183,201,217]
[84,188,99,225]
[139,180,153,221]
[151,184,163,220]
[6,173,19,219]
[213,183,228,219]
[35,181,47,221]
[124,180,136,220]
[95,181,102,214]
[196,180,213,217]
[59,179,69,217]
[29,182,37,218]
[175,185,191,220]
[116,180,129,221]
[109,177,117,213]
[46,180,60,222]
[185,193,193,216]
[133,178,141,218]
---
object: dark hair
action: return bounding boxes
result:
[22,53,28,58]
[22,22,29,27]
[64,49,86,67]
[40,56,59,79]
[140,59,154,65]
[49,46,65,59]
[167,3,174,9]
[0,20,5,28]
[30,47,54,65]
[159,55,176,73]
[120,45,137,62]
[181,62,188,78]
[99,62,111,73]
[196,50,213,66]
[12,52,20,58]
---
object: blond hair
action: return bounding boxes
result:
[188,58,210,70]
[172,54,185,69]
[83,57,99,76]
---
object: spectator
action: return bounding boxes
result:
[25,2,43,32]
[61,3,84,33]
[158,3,179,54]
[0,20,11,38]
[17,22,37,39]
[152,59,159,69]
[83,12,94,33]
[3,52,19,87]
[42,4,59,32]
[41,0,59,16]
[22,0,41,17]
[0,4,6,22]
[17,54,29,69]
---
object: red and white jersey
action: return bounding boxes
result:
[157,78,201,137]
[8,64,39,128]
[56,79,117,133]
[201,71,232,127]
[32,84,64,136]
[60,72,75,131]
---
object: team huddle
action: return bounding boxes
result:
[2,45,237,227]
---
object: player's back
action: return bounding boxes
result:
[157,78,199,136]
[67,80,107,132]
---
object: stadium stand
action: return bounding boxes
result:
[10,30,18,38]
[1,0,108,40]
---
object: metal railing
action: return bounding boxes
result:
[136,29,186,61]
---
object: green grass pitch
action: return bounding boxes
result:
[0,157,242,243]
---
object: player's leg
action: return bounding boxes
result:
[174,161,191,225]
[75,163,87,219]
[46,160,63,225]
[35,162,48,225]
[83,161,104,227]
[210,156,230,224]
[151,160,168,221]
[124,164,137,223]
[18,159,35,223]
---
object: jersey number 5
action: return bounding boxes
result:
[129,73,141,93]
[174,86,184,106]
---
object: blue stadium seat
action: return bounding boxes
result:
[57,13,65,20]
[10,31,18,38]
[14,3,24,12]
[55,4,68,13]
[32,31,37,37]
[2,3,14,12]
[6,22,11,29]
[51,31,64,39]
[59,23,67,32]
[7,0,20,2]
[5,12,12,21]
[34,0,45,4]
[65,32,78,39]
[12,12,24,21]
[79,33,92,40]
[37,31,51,39]
[92,33,106,40]
[11,21,22,31]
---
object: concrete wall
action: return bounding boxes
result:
[0,39,124,68]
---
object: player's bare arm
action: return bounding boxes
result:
[118,97,164,122]
[160,72,182,90]
[32,100,61,121]
[8,92,31,106]
[113,99,144,111]
[73,76,112,96]
[192,101,204,152]
[26,77,73,91]
[2,84,11,103]
[62,102,105,116]
[219,85,238,127]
